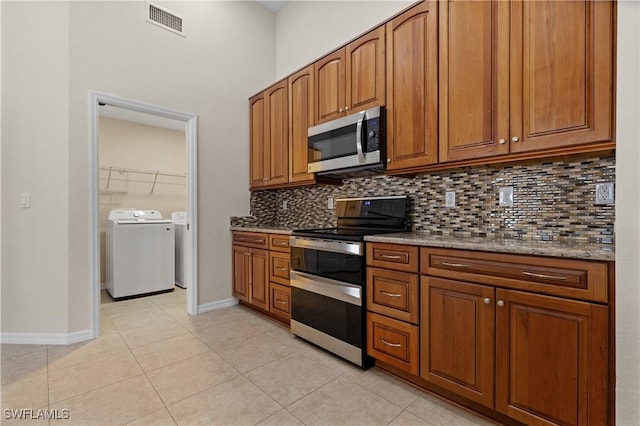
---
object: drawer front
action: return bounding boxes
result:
[269,251,291,286]
[367,312,419,375]
[367,243,419,273]
[421,248,609,303]
[269,234,291,252]
[232,231,269,249]
[269,282,291,321]
[367,267,419,324]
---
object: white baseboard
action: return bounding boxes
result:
[197,297,238,314]
[0,329,94,345]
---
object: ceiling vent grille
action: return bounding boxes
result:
[147,3,184,36]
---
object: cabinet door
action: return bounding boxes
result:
[346,26,385,113]
[439,0,509,162]
[386,1,438,172]
[232,245,249,302]
[420,277,495,408]
[509,0,613,153]
[249,248,269,311]
[288,66,316,184]
[249,93,267,188]
[315,49,346,124]
[495,289,608,426]
[265,81,289,186]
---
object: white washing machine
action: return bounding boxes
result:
[171,211,187,289]
[106,210,175,298]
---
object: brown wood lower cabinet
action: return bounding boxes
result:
[367,312,419,375]
[232,244,269,311]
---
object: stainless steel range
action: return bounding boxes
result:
[289,196,408,368]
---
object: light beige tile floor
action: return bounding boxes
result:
[1,288,496,426]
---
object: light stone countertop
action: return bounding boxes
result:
[230,225,293,235]
[364,232,615,261]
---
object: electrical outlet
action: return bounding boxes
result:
[499,187,514,207]
[327,196,335,209]
[595,182,614,205]
[282,200,288,211]
[445,191,456,208]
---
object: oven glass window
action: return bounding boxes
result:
[308,123,358,162]
[291,287,364,349]
[290,247,364,285]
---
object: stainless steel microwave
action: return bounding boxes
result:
[307,106,385,177]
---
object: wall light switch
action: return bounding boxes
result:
[499,187,514,207]
[282,200,288,211]
[20,192,30,208]
[445,191,456,208]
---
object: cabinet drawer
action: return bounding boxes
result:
[367,312,419,375]
[232,231,269,249]
[367,267,419,324]
[269,251,290,286]
[269,234,291,252]
[367,243,419,273]
[269,282,291,321]
[421,248,609,303]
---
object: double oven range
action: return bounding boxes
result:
[289,196,408,368]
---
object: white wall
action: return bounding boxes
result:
[2,1,276,338]
[275,1,413,78]
[1,2,71,335]
[616,1,640,422]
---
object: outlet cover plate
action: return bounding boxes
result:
[595,182,614,205]
[499,187,514,207]
[445,191,456,208]
[327,197,335,209]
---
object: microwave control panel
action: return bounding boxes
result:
[365,118,380,153]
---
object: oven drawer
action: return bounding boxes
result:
[269,282,291,321]
[367,267,419,324]
[269,234,291,252]
[232,231,269,249]
[367,243,419,273]
[421,248,609,303]
[367,312,419,375]
[269,251,290,286]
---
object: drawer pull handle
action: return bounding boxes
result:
[441,261,469,268]
[380,254,404,260]
[380,291,402,298]
[274,241,288,246]
[522,271,567,281]
[275,267,288,271]
[380,338,402,348]
[236,237,264,243]
[275,300,287,305]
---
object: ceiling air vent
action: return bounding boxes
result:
[147,3,184,36]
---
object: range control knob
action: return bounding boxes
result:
[368,130,376,138]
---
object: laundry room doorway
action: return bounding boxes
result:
[89,92,198,338]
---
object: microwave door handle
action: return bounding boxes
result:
[355,112,365,163]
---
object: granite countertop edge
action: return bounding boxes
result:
[364,232,615,262]
[230,225,293,235]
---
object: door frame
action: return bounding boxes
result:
[89,91,198,338]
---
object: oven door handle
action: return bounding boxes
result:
[289,236,363,256]
[290,271,362,306]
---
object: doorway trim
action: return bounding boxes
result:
[89,91,198,338]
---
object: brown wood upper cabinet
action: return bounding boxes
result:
[386,1,439,172]
[288,66,316,185]
[439,0,614,163]
[250,80,289,190]
[315,26,385,125]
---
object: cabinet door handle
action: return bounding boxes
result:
[497,300,505,307]
[483,297,491,305]
[380,254,404,260]
[345,106,349,111]
[339,108,344,113]
[380,338,402,348]
[441,261,469,268]
[499,138,506,145]
[511,136,520,143]
[522,271,567,281]
[380,291,402,298]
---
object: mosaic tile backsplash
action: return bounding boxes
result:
[233,155,615,244]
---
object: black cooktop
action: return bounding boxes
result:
[292,196,408,242]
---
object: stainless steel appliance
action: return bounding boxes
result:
[307,106,385,177]
[290,196,408,368]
